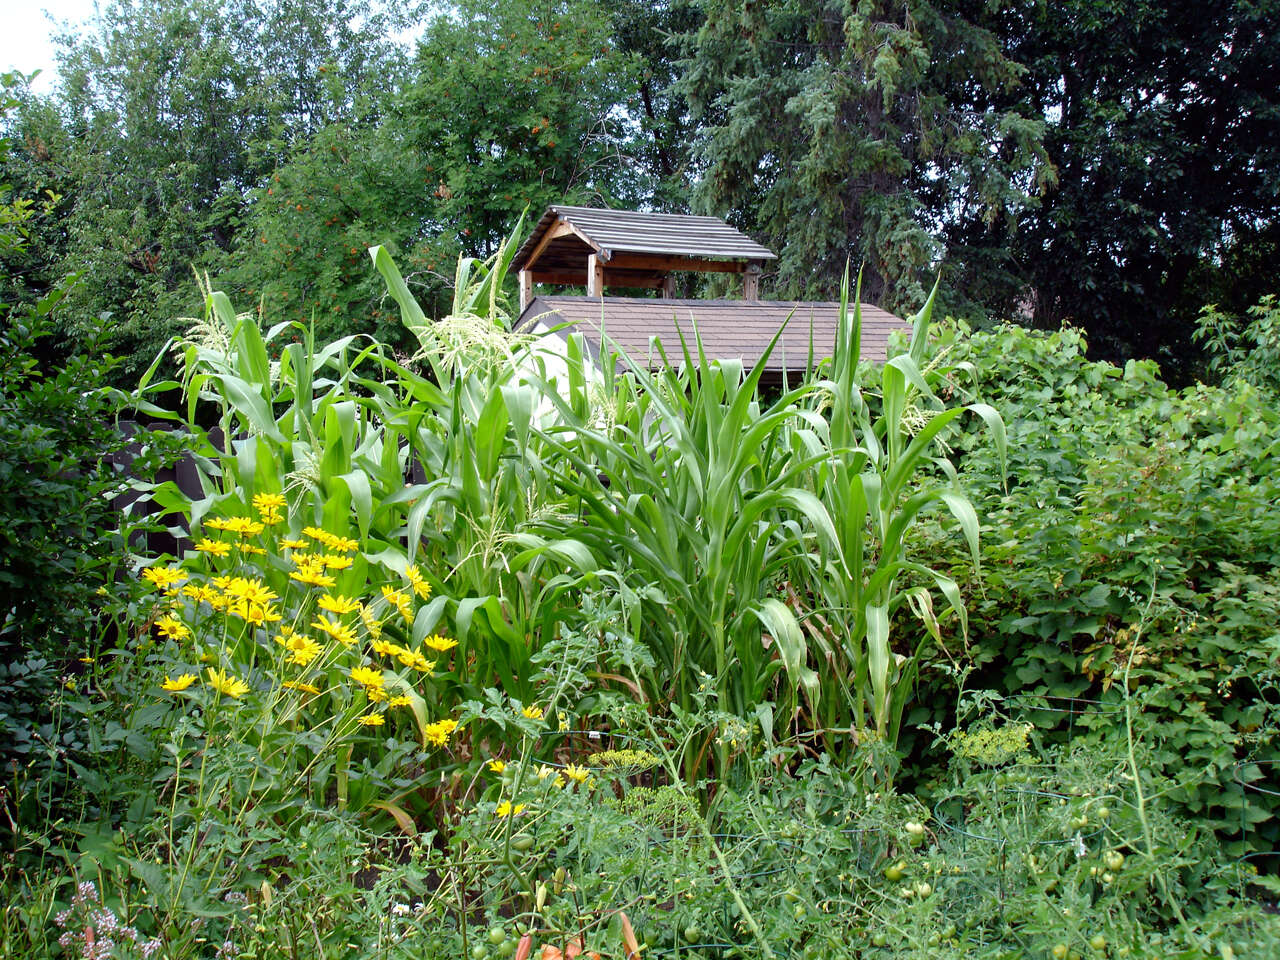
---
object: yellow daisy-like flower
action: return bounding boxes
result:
[367,686,389,702]
[290,563,336,589]
[350,665,384,689]
[259,510,284,527]
[380,586,413,622]
[488,758,506,773]
[328,535,360,553]
[181,583,219,606]
[422,633,458,653]
[229,600,282,626]
[404,565,431,600]
[221,516,265,538]
[155,615,191,640]
[195,538,231,557]
[495,801,526,817]
[252,492,286,513]
[282,680,320,695]
[141,566,186,590]
[161,673,197,692]
[357,713,385,727]
[370,638,399,657]
[399,649,436,673]
[313,614,357,646]
[223,577,279,606]
[280,538,309,550]
[424,718,459,747]
[282,633,323,667]
[318,594,361,615]
[203,517,232,531]
[205,667,250,698]
[521,704,544,721]
[318,553,353,571]
[388,695,412,708]
[238,543,267,555]
[563,764,590,784]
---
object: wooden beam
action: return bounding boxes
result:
[743,261,763,300]
[519,219,591,273]
[587,254,604,297]
[605,252,750,274]
[661,275,676,298]
[519,270,533,312]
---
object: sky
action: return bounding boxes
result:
[1,1,100,94]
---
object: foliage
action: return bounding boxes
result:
[676,0,1053,312]
[1194,294,1280,394]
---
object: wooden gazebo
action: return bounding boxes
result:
[512,206,777,310]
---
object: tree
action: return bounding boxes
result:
[995,0,1280,372]
[677,0,1053,311]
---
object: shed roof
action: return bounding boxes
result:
[512,206,776,271]
[517,296,910,378]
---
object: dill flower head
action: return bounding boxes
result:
[161,673,197,693]
[205,667,250,698]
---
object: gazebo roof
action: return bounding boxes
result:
[512,206,776,273]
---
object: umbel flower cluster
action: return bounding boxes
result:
[139,492,461,748]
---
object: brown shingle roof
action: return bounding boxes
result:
[517,296,911,375]
[512,206,776,271]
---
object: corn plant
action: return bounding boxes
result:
[800,269,1005,750]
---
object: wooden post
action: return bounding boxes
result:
[743,262,762,300]
[661,274,676,299]
[519,270,533,313]
[587,254,604,297]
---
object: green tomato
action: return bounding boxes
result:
[511,833,535,852]
[487,927,507,946]
[1052,945,1069,960]
[471,944,489,960]
[1089,934,1107,951]
[683,925,701,944]
[1104,851,1125,871]
[883,861,906,882]
[872,933,888,947]
[496,943,515,959]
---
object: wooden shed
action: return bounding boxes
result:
[512,206,910,385]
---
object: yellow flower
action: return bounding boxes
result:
[357,713,386,727]
[205,667,250,698]
[424,718,459,747]
[558,711,569,732]
[405,565,431,600]
[280,538,309,550]
[161,673,197,692]
[282,680,320,695]
[487,758,506,773]
[281,633,323,667]
[328,534,359,553]
[495,801,526,817]
[290,563,336,589]
[366,685,388,703]
[318,553,353,570]
[388,695,412,708]
[318,594,361,615]
[399,649,436,673]
[155,615,191,640]
[237,543,267,555]
[221,516,265,538]
[203,517,232,531]
[350,665,385,689]
[252,492,286,513]
[313,614,357,646]
[195,538,231,557]
[380,586,412,622]
[423,633,458,653]
[302,525,329,541]
[361,605,384,640]
[521,704,544,721]
[222,577,279,606]
[370,638,399,658]
[181,583,219,606]
[563,764,590,784]
[229,600,281,626]
[141,566,186,590]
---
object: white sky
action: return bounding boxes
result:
[1,0,100,94]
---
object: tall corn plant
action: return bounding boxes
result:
[805,269,1005,749]
[529,319,842,754]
